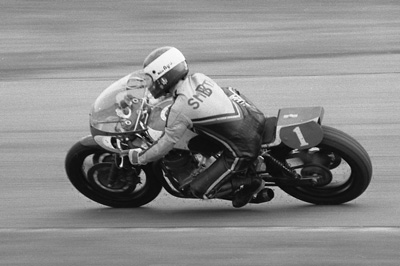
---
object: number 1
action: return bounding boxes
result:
[293,126,309,147]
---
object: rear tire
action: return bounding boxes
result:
[278,125,372,205]
[65,139,162,208]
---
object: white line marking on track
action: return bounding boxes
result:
[1,227,399,233]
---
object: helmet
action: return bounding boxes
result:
[143,46,188,99]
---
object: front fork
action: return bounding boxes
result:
[106,154,137,188]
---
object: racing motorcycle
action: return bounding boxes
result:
[65,70,373,208]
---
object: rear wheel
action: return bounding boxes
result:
[65,140,162,208]
[278,126,372,205]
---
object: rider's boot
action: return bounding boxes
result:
[232,176,265,208]
[250,187,274,204]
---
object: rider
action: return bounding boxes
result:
[128,46,267,208]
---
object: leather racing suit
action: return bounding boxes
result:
[138,73,266,198]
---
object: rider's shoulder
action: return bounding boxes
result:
[187,73,217,86]
[188,72,212,81]
[175,73,218,96]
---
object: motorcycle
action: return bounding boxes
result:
[65,70,373,208]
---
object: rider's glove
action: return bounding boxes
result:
[128,148,144,165]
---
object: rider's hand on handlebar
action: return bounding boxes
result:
[128,148,144,165]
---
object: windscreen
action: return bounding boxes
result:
[90,70,151,134]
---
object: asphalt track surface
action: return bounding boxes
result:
[1,1,400,265]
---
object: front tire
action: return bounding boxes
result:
[278,125,372,205]
[65,139,162,208]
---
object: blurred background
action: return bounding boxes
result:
[1,0,399,80]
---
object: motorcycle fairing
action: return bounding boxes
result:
[269,107,324,150]
[89,70,197,153]
[90,70,152,136]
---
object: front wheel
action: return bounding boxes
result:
[278,125,372,205]
[65,139,162,208]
